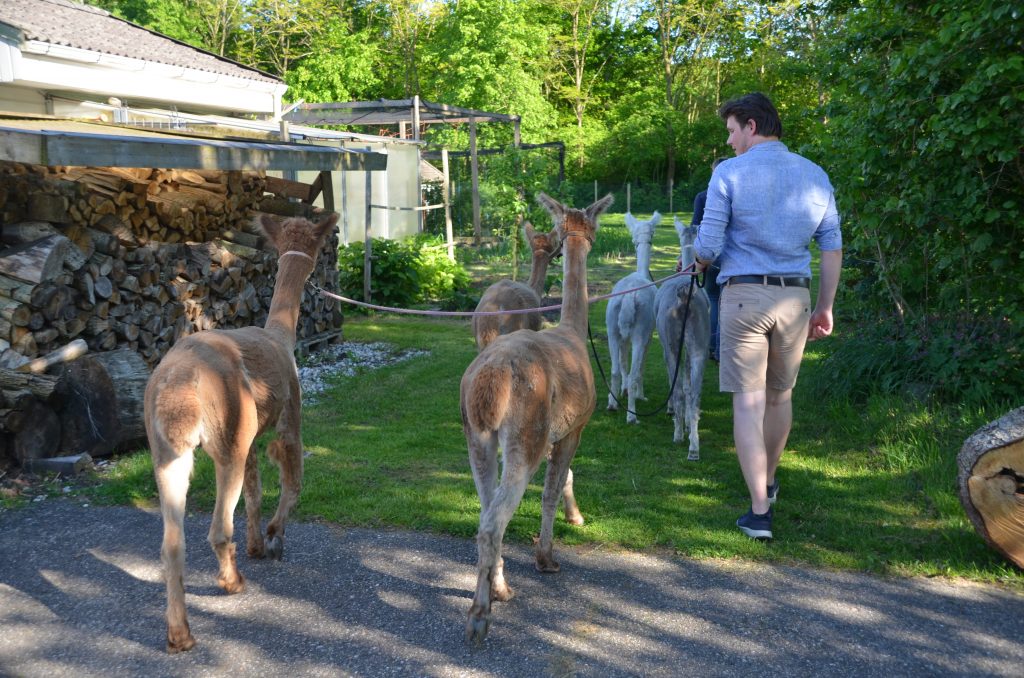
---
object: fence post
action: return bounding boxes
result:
[363,169,373,303]
[669,177,673,214]
[442,149,455,262]
[627,183,631,214]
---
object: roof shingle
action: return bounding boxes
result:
[0,0,282,85]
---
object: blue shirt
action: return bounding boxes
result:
[693,141,841,283]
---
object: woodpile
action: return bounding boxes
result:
[0,161,345,470]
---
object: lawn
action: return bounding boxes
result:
[86,212,1024,588]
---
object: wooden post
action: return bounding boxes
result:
[364,169,373,303]
[669,177,674,214]
[627,182,632,214]
[341,167,349,244]
[319,171,335,212]
[513,117,521,147]
[413,95,422,233]
[279,120,295,182]
[442,149,455,262]
[470,116,481,247]
[594,180,598,203]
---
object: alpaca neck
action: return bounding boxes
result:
[526,251,550,297]
[559,234,590,338]
[263,255,313,347]
[679,243,696,269]
[635,240,653,279]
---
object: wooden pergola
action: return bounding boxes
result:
[284,97,529,245]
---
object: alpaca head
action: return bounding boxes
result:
[674,216,699,266]
[624,211,661,248]
[257,212,340,263]
[523,221,561,263]
[536,192,613,250]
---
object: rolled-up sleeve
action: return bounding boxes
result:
[813,192,842,251]
[694,173,729,261]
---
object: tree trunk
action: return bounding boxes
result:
[957,406,1024,569]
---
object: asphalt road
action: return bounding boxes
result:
[2,499,1022,677]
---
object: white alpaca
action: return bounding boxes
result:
[605,211,661,424]
[655,217,710,459]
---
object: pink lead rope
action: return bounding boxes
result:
[307,265,699,317]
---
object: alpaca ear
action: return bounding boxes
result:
[257,213,282,244]
[624,212,637,233]
[586,193,614,222]
[674,215,686,235]
[650,211,662,226]
[314,212,339,242]
[536,192,564,223]
[523,221,536,243]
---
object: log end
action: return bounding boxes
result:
[958,407,1024,569]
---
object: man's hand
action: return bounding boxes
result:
[808,307,833,341]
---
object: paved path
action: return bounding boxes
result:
[2,499,1022,677]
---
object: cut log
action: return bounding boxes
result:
[958,406,1024,569]
[54,355,121,458]
[1,221,61,246]
[16,338,88,374]
[0,235,71,284]
[92,347,150,451]
[11,398,60,462]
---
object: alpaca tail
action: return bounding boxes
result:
[618,292,638,336]
[464,364,513,432]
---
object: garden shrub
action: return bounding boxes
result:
[337,235,473,311]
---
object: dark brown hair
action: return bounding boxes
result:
[718,92,783,139]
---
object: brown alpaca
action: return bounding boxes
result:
[472,221,585,526]
[472,221,559,351]
[461,192,613,644]
[144,212,338,653]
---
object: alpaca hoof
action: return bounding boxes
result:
[218,571,246,594]
[266,535,284,560]
[166,624,196,654]
[465,613,491,645]
[687,450,700,461]
[535,553,561,573]
[563,511,585,526]
[491,581,514,603]
[626,415,639,425]
[606,402,618,411]
[247,541,265,559]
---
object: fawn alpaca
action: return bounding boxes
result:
[144,212,338,653]
[473,222,584,525]
[654,218,710,459]
[461,192,613,644]
[473,222,559,350]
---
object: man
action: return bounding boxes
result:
[693,92,842,540]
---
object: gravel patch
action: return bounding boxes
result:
[298,341,428,403]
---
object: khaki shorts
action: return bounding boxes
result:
[718,283,811,392]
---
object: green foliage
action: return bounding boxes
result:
[824,0,1024,330]
[337,235,472,311]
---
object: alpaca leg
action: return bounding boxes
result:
[468,429,500,515]
[155,448,195,653]
[466,465,531,644]
[561,466,584,526]
[607,331,623,411]
[209,455,247,594]
[243,443,265,558]
[634,336,652,401]
[625,338,647,424]
[686,351,706,461]
[266,437,302,561]
[537,429,581,572]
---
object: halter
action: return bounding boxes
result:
[279,250,316,264]
[562,230,594,245]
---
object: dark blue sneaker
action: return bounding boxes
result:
[737,508,773,540]
[767,478,780,505]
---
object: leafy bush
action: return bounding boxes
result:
[337,235,473,312]
[807,312,1022,408]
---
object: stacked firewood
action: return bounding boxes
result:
[0,161,345,469]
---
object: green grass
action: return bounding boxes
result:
[81,212,1024,588]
